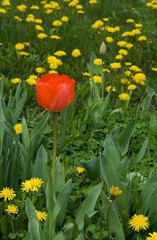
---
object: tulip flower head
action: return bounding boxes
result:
[36,73,75,112]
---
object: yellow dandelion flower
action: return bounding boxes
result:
[93,58,103,65]
[125,62,132,66]
[15,43,24,51]
[115,54,123,60]
[128,84,137,90]
[54,51,66,57]
[14,16,22,21]
[36,19,43,24]
[37,33,47,39]
[118,49,128,56]
[106,86,116,92]
[17,4,27,12]
[31,5,39,10]
[18,51,29,56]
[49,70,58,74]
[82,72,90,77]
[50,35,60,40]
[119,93,130,101]
[152,68,157,72]
[35,25,44,31]
[117,41,127,47]
[124,71,132,77]
[0,8,7,14]
[89,0,97,4]
[72,49,81,57]
[6,204,19,215]
[52,20,62,27]
[133,73,146,85]
[26,78,37,85]
[61,16,69,22]
[76,167,85,174]
[110,186,122,197]
[21,180,32,192]
[146,232,157,240]
[138,36,147,41]
[129,65,142,72]
[110,62,121,69]
[36,210,47,221]
[36,67,45,73]
[92,20,104,29]
[11,78,21,84]
[106,37,113,43]
[125,43,133,49]
[135,23,143,28]
[92,76,102,84]
[14,124,22,134]
[0,187,16,201]
[121,78,130,84]
[129,214,149,232]
[103,17,109,22]
[126,19,135,23]
[30,178,43,192]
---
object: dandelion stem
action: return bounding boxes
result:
[106,201,112,231]
[10,217,15,233]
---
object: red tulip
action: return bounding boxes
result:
[36,73,75,112]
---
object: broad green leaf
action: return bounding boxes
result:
[118,120,136,156]
[101,191,125,240]
[25,198,38,221]
[56,179,72,228]
[136,138,149,163]
[75,233,84,240]
[100,155,128,210]
[0,77,3,98]
[15,83,21,105]
[55,159,65,192]
[75,183,102,231]
[28,217,41,240]
[81,158,100,180]
[32,146,48,188]
[104,134,120,170]
[62,223,74,240]
[141,86,155,110]
[22,118,30,150]
[0,120,17,138]
[30,112,49,143]
[14,90,27,121]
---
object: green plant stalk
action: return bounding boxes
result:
[52,112,57,186]
[105,201,112,231]
[10,217,15,233]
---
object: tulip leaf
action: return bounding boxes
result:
[56,179,72,228]
[100,155,128,210]
[22,118,30,150]
[118,120,136,156]
[14,90,27,122]
[136,138,149,162]
[28,217,42,240]
[141,86,155,110]
[32,146,48,188]
[75,183,102,231]
[75,234,84,240]
[101,191,125,240]
[55,159,65,192]
[81,158,100,180]
[104,134,120,171]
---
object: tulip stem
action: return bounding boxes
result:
[52,112,57,186]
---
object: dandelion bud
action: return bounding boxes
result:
[100,41,106,55]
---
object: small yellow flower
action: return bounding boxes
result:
[119,93,130,101]
[133,73,146,85]
[26,78,37,85]
[92,76,102,84]
[0,8,7,13]
[36,19,43,24]
[30,178,43,192]
[11,78,21,84]
[106,37,113,43]
[110,62,121,69]
[128,84,137,90]
[146,232,157,240]
[103,17,109,22]
[106,86,116,92]
[93,58,103,66]
[76,167,85,174]
[35,25,44,31]
[6,204,19,215]
[54,51,66,57]
[37,33,47,39]
[21,180,32,192]
[82,72,90,77]
[17,4,27,12]
[118,49,128,56]
[14,16,22,21]
[126,19,135,23]
[36,210,47,221]
[115,55,123,60]
[110,186,122,197]
[72,49,81,57]
[18,51,29,56]
[61,16,69,22]
[36,67,45,73]
[152,68,157,72]
[0,187,16,201]
[117,41,127,47]
[52,20,62,27]
[138,36,147,41]
[50,35,60,40]
[15,43,25,51]
[14,124,22,134]
[129,214,149,232]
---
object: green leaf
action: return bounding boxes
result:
[101,191,125,240]
[104,134,120,171]
[56,179,72,228]
[81,158,100,180]
[15,83,21,105]
[100,155,128,210]
[0,120,16,138]
[55,159,65,192]
[141,86,155,110]
[118,120,136,156]
[25,198,38,221]
[75,233,84,240]
[22,118,30,150]
[28,217,41,240]
[136,138,149,163]
[13,90,27,121]
[62,223,74,240]
[75,183,102,231]
[8,233,17,239]
[32,146,48,188]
